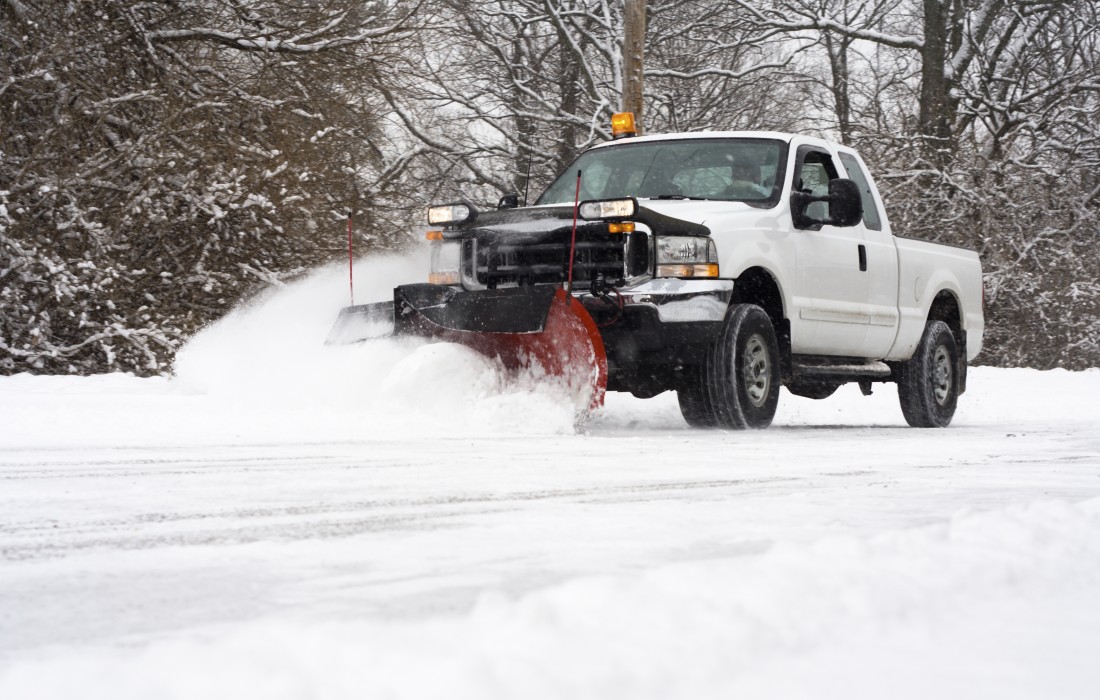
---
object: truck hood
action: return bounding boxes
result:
[637,198,770,229]
[457,202,712,241]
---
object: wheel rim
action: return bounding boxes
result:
[932,345,953,406]
[741,333,770,408]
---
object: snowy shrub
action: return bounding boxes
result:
[1,0,423,374]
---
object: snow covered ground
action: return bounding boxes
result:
[2,260,1099,699]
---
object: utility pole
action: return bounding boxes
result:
[621,0,646,133]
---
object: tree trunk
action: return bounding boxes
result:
[824,32,853,145]
[622,0,646,132]
[918,0,955,166]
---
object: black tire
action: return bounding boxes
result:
[786,380,840,400]
[705,304,781,429]
[677,368,719,428]
[897,320,959,428]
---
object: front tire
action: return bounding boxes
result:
[702,304,781,429]
[677,367,720,429]
[897,320,959,428]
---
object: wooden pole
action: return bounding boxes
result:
[621,0,646,134]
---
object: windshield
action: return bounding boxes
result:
[537,138,787,207]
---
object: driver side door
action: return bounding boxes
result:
[787,145,872,356]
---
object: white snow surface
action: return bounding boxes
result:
[2,258,1099,699]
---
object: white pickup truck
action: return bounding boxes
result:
[345,122,984,428]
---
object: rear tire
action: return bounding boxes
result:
[897,320,959,428]
[696,304,780,429]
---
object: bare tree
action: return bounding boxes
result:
[732,0,1094,165]
[387,0,803,205]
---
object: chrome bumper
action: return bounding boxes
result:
[612,279,734,323]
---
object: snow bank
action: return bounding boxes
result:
[3,497,1099,700]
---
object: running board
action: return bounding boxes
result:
[793,360,892,379]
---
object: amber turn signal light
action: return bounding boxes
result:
[428,271,460,285]
[656,263,719,278]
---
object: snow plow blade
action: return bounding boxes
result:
[326,301,399,345]
[328,284,607,411]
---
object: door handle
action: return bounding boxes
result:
[858,244,867,272]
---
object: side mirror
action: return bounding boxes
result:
[497,193,519,210]
[790,178,863,230]
[828,179,863,227]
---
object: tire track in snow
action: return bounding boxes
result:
[1,470,801,562]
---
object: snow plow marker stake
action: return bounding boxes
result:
[566,170,581,294]
[347,213,355,306]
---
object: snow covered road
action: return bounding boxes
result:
[2,265,1099,699]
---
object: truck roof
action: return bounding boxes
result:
[588,131,834,150]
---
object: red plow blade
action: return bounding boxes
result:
[330,285,607,414]
[457,288,607,413]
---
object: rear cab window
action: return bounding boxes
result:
[838,152,883,231]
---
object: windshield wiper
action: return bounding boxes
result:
[652,194,710,201]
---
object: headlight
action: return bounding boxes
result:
[656,236,719,278]
[579,198,637,220]
[429,241,461,286]
[427,202,476,225]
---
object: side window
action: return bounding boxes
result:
[796,150,839,221]
[839,152,882,231]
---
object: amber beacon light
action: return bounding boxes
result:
[611,112,638,139]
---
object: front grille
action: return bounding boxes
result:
[471,229,629,289]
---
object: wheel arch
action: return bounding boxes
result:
[927,289,963,341]
[730,266,791,381]
[926,288,968,394]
